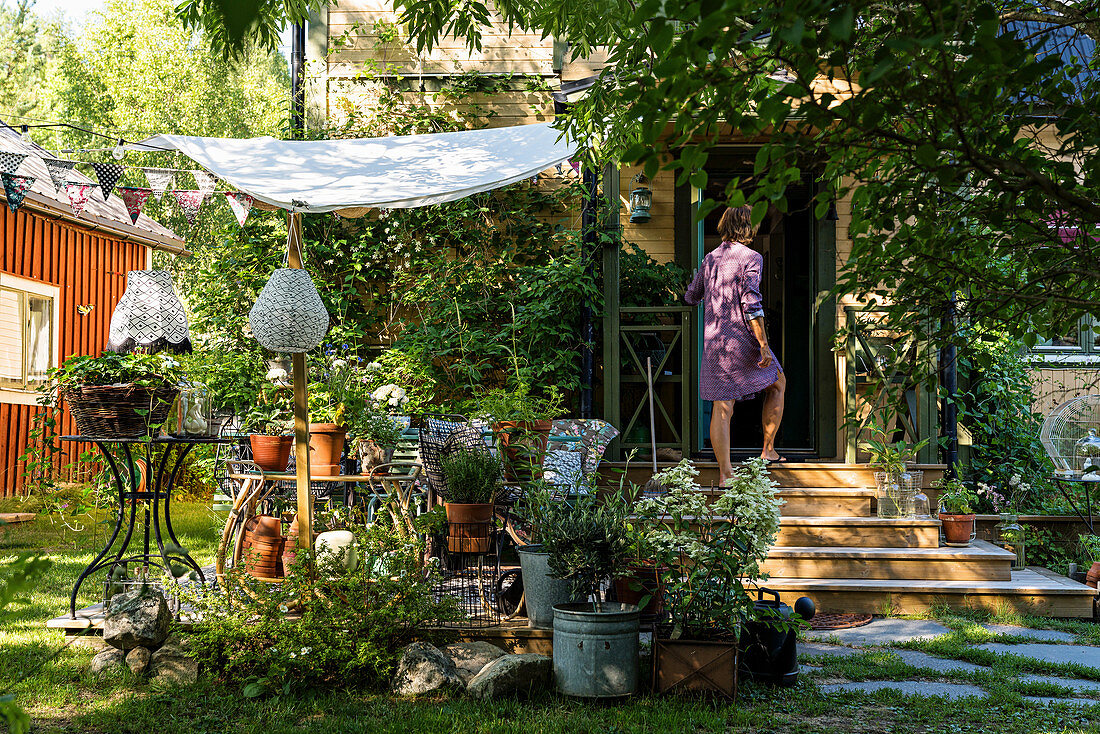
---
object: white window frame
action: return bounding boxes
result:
[0,273,61,406]
[1029,315,1100,365]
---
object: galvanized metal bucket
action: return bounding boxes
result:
[552,602,640,698]
[517,545,574,629]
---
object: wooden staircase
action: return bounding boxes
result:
[607,461,1098,618]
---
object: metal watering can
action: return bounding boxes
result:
[739,587,816,687]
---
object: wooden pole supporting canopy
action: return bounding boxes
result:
[287,211,314,551]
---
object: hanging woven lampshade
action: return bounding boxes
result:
[249,268,329,353]
[105,270,192,354]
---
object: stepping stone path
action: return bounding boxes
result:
[806,619,950,646]
[889,649,987,674]
[820,681,988,700]
[978,643,1100,670]
[981,624,1078,643]
[1019,674,1100,693]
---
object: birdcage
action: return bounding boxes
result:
[1040,396,1100,476]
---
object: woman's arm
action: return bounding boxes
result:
[748,316,774,368]
[683,263,705,305]
[742,252,773,368]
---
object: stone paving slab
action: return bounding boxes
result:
[979,643,1100,670]
[806,619,950,646]
[1024,696,1100,708]
[890,649,988,674]
[800,642,865,659]
[820,681,988,699]
[1019,674,1100,693]
[982,624,1077,643]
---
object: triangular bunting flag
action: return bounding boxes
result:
[191,170,217,200]
[0,153,28,176]
[119,186,152,224]
[2,174,34,212]
[143,167,175,201]
[65,182,97,216]
[42,158,76,192]
[224,192,253,227]
[172,190,205,225]
[90,162,125,201]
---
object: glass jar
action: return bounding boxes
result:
[1076,428,1100,474]
[178,383,211,436]
[874,470,922,519]
[913,491,931,517]
[996,513,1026,568]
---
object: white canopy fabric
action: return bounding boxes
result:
[130,122,574,213]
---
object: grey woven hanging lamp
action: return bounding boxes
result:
[249,268,329,353]
[105,270,192,354]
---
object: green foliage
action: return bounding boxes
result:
[359,349,439,416]
[175,0,326,58]
[0,551,52,734]
[440,449,502,504]
[541,491,632,604]
[1025,525,1080,573]
[619,243,691,308]
[933,478,980,515]
[0,0,46,118]
[49,352,183,391]
[356,413,404,448]
[472,383,566,423]
[957,335,1053,510]
[863,421,928,477]
[182,521,458,691]
[1078,533,1100,565]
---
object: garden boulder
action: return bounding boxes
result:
[465,654,552,699]
[149,644,199,685]
[90,648,126,677]
[125,646,151,675]
[102,588,171,650]
[392,642,464,696]
[443,641,507,682]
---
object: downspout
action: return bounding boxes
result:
[941,289,959,476]
[579,166,598,418]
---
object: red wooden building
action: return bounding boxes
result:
[0,125,185,496]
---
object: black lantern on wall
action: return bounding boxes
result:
[629,174,653,224]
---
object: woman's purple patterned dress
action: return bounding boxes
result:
[684,241,782,401]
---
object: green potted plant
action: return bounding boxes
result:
[476,382,565,481]
[308,357,366,475]
[513,480,577,629]
[863,425,929,518]
[633,458,784,698]
[541,491,638,698]
[933,477,979,547]
[1078,534,1100,588]
[351,412,404,474]
[51,352,182,438]
[244,404,294,473]
[440,448,503,553]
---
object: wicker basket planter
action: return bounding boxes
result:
[61,383,179,438]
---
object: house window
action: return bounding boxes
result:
[1030,315,1099,360]
[0,274,60,402]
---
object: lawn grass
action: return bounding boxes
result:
[4,506,1100,733]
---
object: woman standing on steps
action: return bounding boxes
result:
[684,204,787,486]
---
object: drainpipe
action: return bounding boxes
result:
[579,166,598,418]
[941,290,959,476]
[291,22,306,137]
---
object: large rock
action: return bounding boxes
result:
[443,641,508,682]
[126,646,151,676]
[392,642,464,696]
[90,648,126,676]
[102,588,171,650]
[149,646,199,685]
[465,654,552,699]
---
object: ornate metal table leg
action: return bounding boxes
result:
[70,442,128,618]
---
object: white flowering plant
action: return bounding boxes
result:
[633,458,784,639]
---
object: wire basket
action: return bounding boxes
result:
[62,383,178,438]
[874,470,923,519]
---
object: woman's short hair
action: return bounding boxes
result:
[717,205,755,243]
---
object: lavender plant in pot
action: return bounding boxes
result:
[542,491,638,698]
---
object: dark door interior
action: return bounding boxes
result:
[694,154,817,458]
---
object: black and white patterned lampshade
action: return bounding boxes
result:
[106,270,192,354]
[248,268,329,353]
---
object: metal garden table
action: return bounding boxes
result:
[63,435,228,618]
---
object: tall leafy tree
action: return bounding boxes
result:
[394,0,1099,348]
[0,0,47,118]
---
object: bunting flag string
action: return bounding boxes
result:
[224,192,253,227]
[43,158,77,192]
[144,167,175,201]
[0,153,28,176]
[2,174,35,213]
[89,162,125,201]
[65,182,97,216]
[119,186,152,224]
[172,190,205,225]
[191,170,217,200]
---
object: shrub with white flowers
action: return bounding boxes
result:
[634,458,783,639]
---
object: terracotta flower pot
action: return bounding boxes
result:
[1086,561,1100,589]
[612,564,666,614]
[444,502,494,553]
[494,419,551,481]
[939,512,976,547]
[249,434,293,473]
[309,423,347,476]
[242,515,285,579]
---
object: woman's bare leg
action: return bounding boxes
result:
[761,372,787,461]
[710,400,735,485]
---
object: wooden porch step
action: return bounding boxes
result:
[776,488,874,517]
[603,462,945,490]
[761,567,1098,618]
[776,516,942,548]
[762,540,1015,581]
